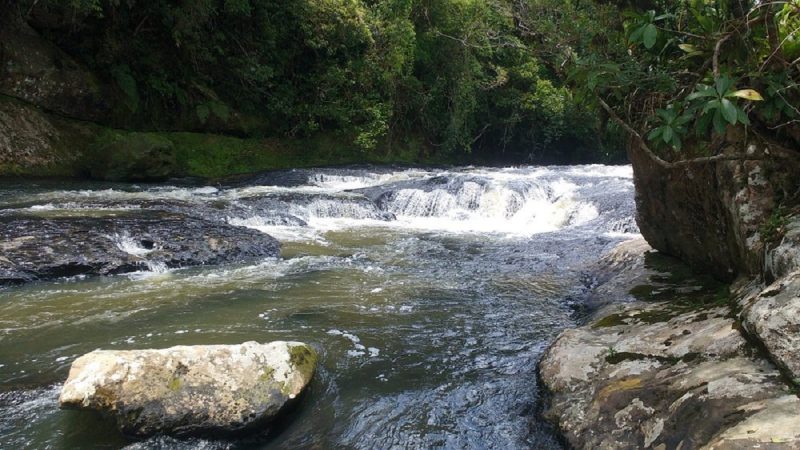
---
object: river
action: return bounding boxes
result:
[0,165,637,449]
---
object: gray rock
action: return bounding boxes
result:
[59,341,317,437]
[540,239,800,449]
[0,7,110,122]
[737,271,800,380]
[629,135,800,280]
[540,301,800,449]
[0,210,280,285]
[766,216,800,279]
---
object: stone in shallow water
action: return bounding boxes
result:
[0,211,280,285]
[58,341,317,437]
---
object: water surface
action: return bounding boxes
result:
[0,165,637,449]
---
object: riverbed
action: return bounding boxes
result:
[0,165,637,449]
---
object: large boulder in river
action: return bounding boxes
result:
[59,341,317,437]
[0,210,280,285]
[628,131,800,281]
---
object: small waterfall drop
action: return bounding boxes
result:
[219,166,632,238]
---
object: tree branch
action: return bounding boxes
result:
[596,96,777,169]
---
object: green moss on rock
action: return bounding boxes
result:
[288,344,317,384]
[85,131,177,181]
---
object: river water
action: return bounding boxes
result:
[0,165,637,449]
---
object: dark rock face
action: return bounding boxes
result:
[0,5,110,122]
[0,211,280,285]
[0,96,95,176]
[628,138,800,281]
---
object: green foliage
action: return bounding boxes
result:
[29,0,611,163]
[109,65,139,112]
[625,10,671,50]
[647,107,691,151]
[761,205,790,244]
[569,0,800,160]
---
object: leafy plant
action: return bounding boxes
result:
[626,10,671,50]
[685,76,763,135]
[647,107,692,150]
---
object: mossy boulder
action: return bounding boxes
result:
[87,132,177,181]
[59,341,317,437]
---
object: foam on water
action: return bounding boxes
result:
[0,164,637,450]
[112,232,154,257]
[219,165,626,237]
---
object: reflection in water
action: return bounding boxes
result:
[0,165,637,449]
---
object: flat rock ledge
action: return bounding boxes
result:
[59,341,317,438]
[0,211,280,285]
[539,239,800,449]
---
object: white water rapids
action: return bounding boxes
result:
[0,164,638,449]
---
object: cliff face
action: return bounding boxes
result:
[628,134,800,281]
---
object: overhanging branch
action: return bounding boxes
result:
[596,96,777,169]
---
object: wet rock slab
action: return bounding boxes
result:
[0,210,280,285]
[737,272,800,381]
[59,341,317,437]
[734,216,800,381]
[540,302,800,449]
[539,239,800,449]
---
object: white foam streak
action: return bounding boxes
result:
[112,233,153,257]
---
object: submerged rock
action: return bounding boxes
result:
[59,341,317,437]
[0,210,280,285]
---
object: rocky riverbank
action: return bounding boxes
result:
[539,235,800,449]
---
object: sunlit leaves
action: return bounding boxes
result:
[730,89,764,101]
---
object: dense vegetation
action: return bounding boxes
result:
[8,0,799,168]
[575,0,800,165]
[16,0,623,164]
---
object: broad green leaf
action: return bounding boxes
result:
[687,85,716,100]
[643,24,658,49]
[729,89,764,101]
[720,98,738,124]
[716,76,733,97]
[630,26,645,43]
[674,114,692,125]
[648,127,663,141]
[713,110,727,134]
[678,44,698,53]
[737,108,751,126]
[672,135,682,151]
[662,126,674,143]
[703,99,721,114]
[656,108,675,121]
[697,112,713,134]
